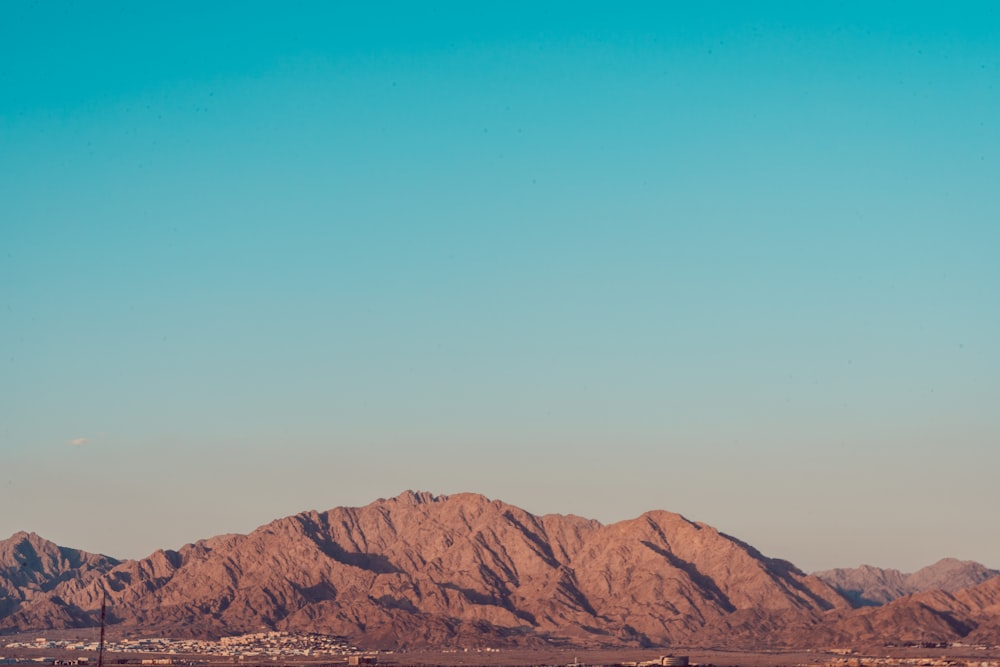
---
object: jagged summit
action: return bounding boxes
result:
[386,489,447,505]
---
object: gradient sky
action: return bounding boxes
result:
[2,2,998,573]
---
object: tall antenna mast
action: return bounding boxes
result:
[97,589,107,667]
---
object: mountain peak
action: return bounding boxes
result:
[3,530,49,547]
[383,489,447,505]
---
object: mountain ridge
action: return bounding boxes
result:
[2,491,997,649]
[815,559,1000,606]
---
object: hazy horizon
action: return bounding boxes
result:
[2,2,998,574]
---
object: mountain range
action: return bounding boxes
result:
[2,491,998,649]
[814,560,1000,606]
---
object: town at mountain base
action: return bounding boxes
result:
[2,491,998,649]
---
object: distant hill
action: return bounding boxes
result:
[2,492,999,649]
[818,576,1000,646]
[0,530,119,624]
[814,559,1000,606]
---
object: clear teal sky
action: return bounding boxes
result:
[2,2,998,572]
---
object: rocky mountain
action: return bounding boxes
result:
[0,531,119,622]
[908,559,1000,594]
[815,559,1000,606]
[1,492,998,650]
[819,575,1000,646]
[0,492,849,648]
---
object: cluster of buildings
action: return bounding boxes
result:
[817,657,1000,667]
[210,632,356,657]
[620,657,690,667]
[4,632,360,660]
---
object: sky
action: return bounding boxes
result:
[1,2,998,574]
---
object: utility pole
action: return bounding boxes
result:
[97,590,107,667]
